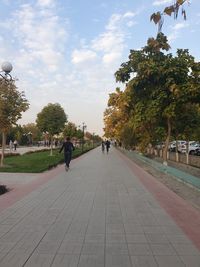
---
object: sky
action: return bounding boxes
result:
[0,0,199,136]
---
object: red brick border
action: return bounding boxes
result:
[117,150,200,251]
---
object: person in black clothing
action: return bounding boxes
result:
[59,137,75,171]
[105,140,111,154]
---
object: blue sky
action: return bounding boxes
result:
[0,0,199,136]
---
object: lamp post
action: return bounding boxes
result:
[92,132,95,148]
[0,62,13,81]
[81,122,87,153]
[0,62,13,167]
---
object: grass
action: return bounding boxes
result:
[0,146,95,173]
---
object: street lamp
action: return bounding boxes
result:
[92,132,95,148]
[0,61,13,167]
[0,62,13,81]
[81,122,87,152]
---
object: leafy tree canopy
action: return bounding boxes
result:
[0,79,29,132]
[36,103,67,136]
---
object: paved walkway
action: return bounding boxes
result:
[1,145,50,155]
[0,147,200,266]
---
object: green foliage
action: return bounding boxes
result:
[0,79,29,132]
[63,122,77,138]
[36,103,67,136]
[104,33,200,159]
[0,78,29,166]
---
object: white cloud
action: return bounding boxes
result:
[71,10,136,70]
[37,0,55,7]
[6,2,69,77]
[71,49,97,64]
[153,0,172,6]
[103,52,121,65]
[173,22,186,30]
[168,22,189,42]
[92,32,124,53]
[123,12,136,18]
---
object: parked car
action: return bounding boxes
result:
[169,140,187,153]
[177,141,200,155]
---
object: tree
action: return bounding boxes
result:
[110,33,200,163]
[22,123,43,145]
[104,87,130,140]
[0,79,29,166]
[63,122,77,138]
[36,103,67,155]
[151,0,190,32]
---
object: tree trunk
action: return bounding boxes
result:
[175,139,179,162]
[50,135,53,156]
[0,131,6,167]
[163,117,171,165]
[186,140,189,165]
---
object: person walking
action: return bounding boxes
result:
[59,137,75,171]
[101,141,105,153]
[105,140,111,154]
[13,140,18,151]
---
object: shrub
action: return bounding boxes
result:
[0,185,9,195]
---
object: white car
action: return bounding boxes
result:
[181,142,200,155]
[169,140,187,152]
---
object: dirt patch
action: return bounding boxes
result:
[125,153,200,210]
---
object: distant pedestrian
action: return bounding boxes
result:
[101,141,105,153]
[13,140,17,151]
[105,140,111,153]
[9,140,13,151]
[59,137,75,171]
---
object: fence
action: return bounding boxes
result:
[152,149,200,168]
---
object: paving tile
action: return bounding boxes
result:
[145,233,169,244]
[105,254,132,267]
[86,223,105,234]
[85,234,105,243]
[124,224,143,234]
[58,241,83,254]
[23,253,55,267]
[78,254,104,267]
[172,243,200,255]
[106,243,129,255]
[0,251,30,267]
[142,226,164,234]
[81,243,104,255]
[179,255,200,267]
[131,255,158,267]
[0,242,16,253]
[106,234,126,243]
[35,241,61,254]
[126,234,147,243]
[0,147,200,267]
[128,243,153,256]
[165,234,193,244]
[51,254,79,267]
[106,223,125,234]
[154,255,185,267]
[62,234,85,243]
[150,243,177,255]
